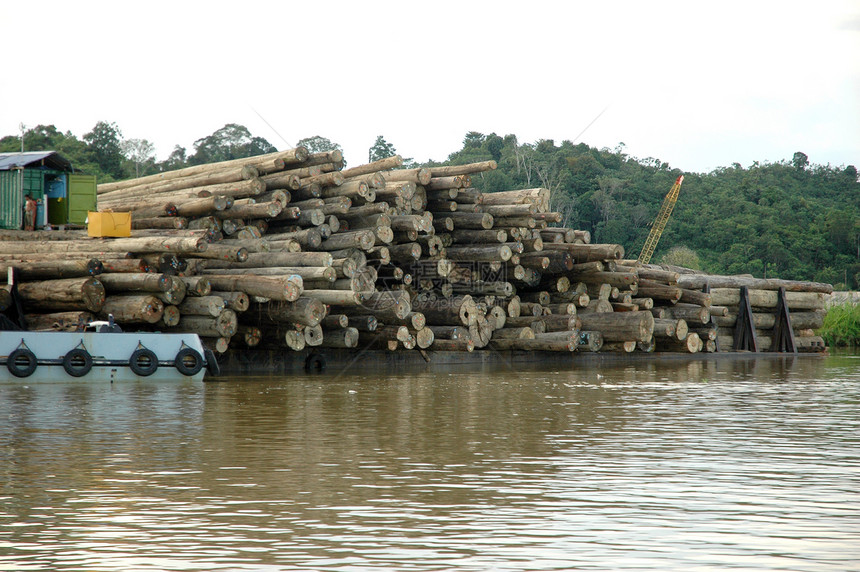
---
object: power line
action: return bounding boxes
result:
[571,104,610,145]
[250,106,293,149]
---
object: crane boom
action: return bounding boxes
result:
[637,175,684,265]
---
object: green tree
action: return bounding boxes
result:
[156,145,188,172]
[296,135,342,155]
[660,246,702,270]
[368,135,397,163]
[121,138,156,178]
[791,151,809,171]
[189,123,276,165]
[83,121,124,179]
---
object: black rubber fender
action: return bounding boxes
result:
[62,348,93,378]
[129,348,158,377]
[204,348,220,377]
[174,347,204,377]
[7,348,37,378]
[305,353,326,372]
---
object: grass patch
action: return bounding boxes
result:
[818,302,860,347]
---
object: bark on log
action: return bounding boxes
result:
[636,279,683,303]
[320,327,360,348]
[541,242,625,262]
[428,161,497,177]
[206,275,302,302]
[24,311,94,332]
[98,272,173,293]
[178,310,238,338]
[340,155,403,178]
[17,277,105,312]
[658,303,710,324]
[0,236,207,255]
[382,168,432,185]
[322,314,349,329]
[709,288,829,310]
[445,212,494,230]
[0,259,103,280]
[656,332,702,353]
[97,148,307,194]
[178,295,227,317]
[250,297,325,327]
[676,274,833,294]
[578,310,654,342]
[303,289,366,305]
[100,294,164,324]
[714,310,826,330]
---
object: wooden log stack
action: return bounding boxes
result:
[0,148,833,359]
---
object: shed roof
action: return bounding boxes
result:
[0,151,73,172]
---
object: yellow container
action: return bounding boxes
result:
[87,211,132,237]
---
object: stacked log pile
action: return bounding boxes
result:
[0,148,832,357]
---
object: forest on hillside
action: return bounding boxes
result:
[2,122,858,289]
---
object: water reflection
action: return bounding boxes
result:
[1,355,858,571]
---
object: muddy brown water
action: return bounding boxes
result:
[1,353,858,570]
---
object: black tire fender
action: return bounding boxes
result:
[7,348,37,378]
[305,353,326,372]
[62,348,93,377]
[174,348,204,377]
[129,348,158,377]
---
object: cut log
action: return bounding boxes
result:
[250,297,325,327]
[676,274,833,294]
[578,330,604,352]
[98,272,173,293]
[0,258,103,281]
[178,295,227,317]
[0,236,207,255]
[17,277,105,313]
[99,294,164,324]
[578,310,654,342]
[155,305,181,328]
[320,327,360,348]
[213,290,250,312]
[205,275,302,302]
[709,288,829,310]
[24,311,94,332]
[178,310,238,338]
[322,314,349,329]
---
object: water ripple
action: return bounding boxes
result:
[1,356,858,570]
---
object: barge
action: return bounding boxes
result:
[0,328,218,383]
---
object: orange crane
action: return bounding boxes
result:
[637,175,684,265]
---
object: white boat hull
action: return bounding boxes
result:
[0,331,216,383]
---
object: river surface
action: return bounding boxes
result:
[1,353,859,571]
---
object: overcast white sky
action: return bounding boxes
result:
[2,0,858,173]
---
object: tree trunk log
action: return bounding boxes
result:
[98,272,173,293]
[428,161,497,177]
[709,288,829,310]
[212,290,249,312]
[178,295,227,317]
[205,275,302,302]
[320,327,360,348]
[677,274,833,294]
[578,310,654,342]
[24,311,94,332]
[0,259,103,280]
[179,310,238,338]
[18,277,105,312]
[100,294,164,324]
[0,236,207,255]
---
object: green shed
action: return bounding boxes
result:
[0,151,96,230]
